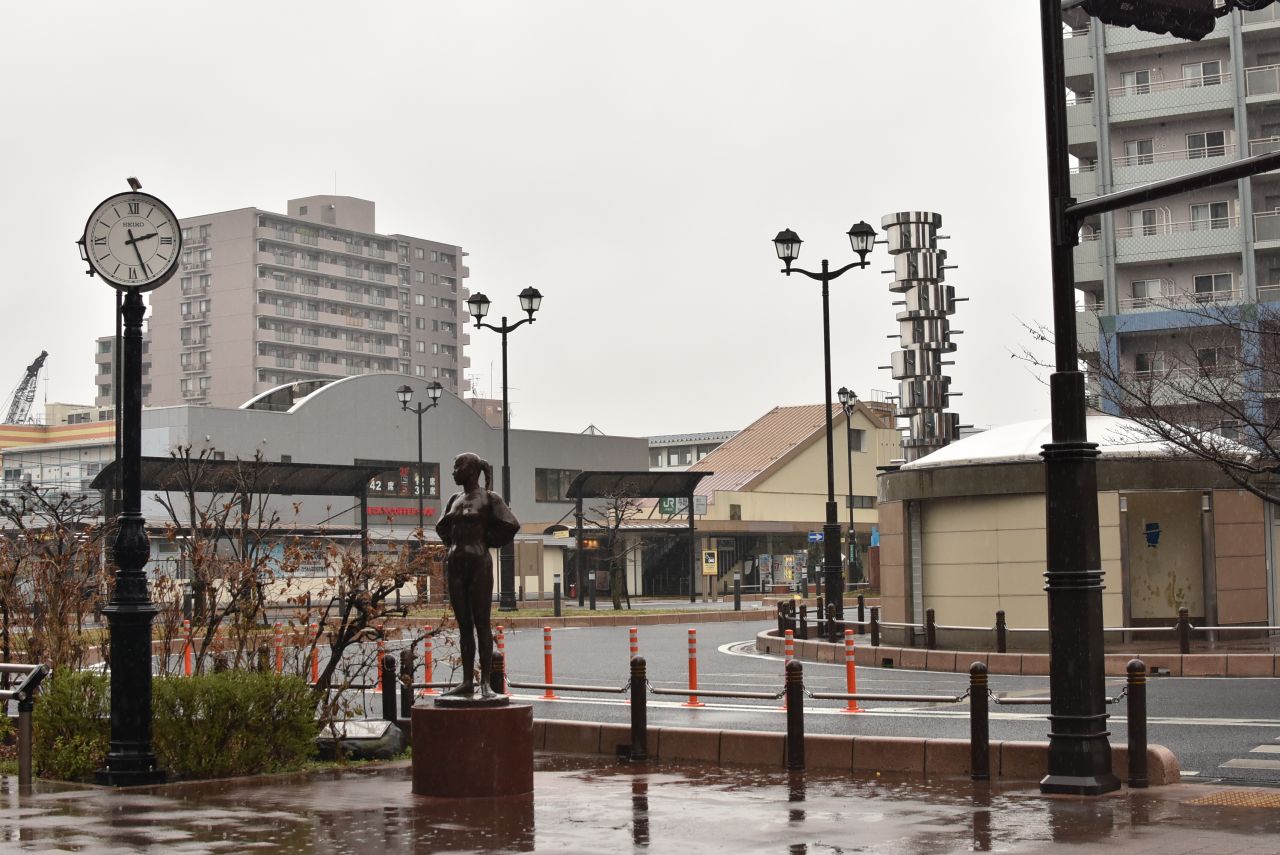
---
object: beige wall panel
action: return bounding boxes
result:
[992,494,1046,530]
[880,532,905,569]
[997,595,1050,628]
[1100,558,1124,596]
[1214,555,1268,592]
[922,499,999,533]
[1218,587,1270,624]
[1126,492,1204,618]
[1097,492,1120,528]
[921,530,998,564]
[923,563,1000,598]
[1212,489,1263,525]
[1102,590,1124,625]
[923,594,1001,627]
[1099,523,1122,562]
[1214,521,1265,558]
[996,528,1047,564]
[995,562,1047,597]
[881,594,908,622]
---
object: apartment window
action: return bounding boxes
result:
[415,247,425,260]
[1123,139,1154,166]
[1128,208,1157,236]
[1197,346,1236,374]
[1130,279,1163,306]
[849,428,866,452]
[3,468,22,483]
[1182,60,1222,87]
[181,227,191,241]
[180,327,192,344]
[432,343,439,354]
[535,468,581,502]
[180,352,191,368]
[198,299,209,313]
[416,341,426,353]
[415,294,425,305]
[729,504,742,521]
[1135,351,1165,374]
[415,317,426,330]
[1190,201,1230,230]
[849,496,877,509]
[1187,130,1227,159]
[649,448,664,468]
[98,340,112,354]
[430,251,438,262]
[98,384,111,398]
[299,206,308,215]
[415,271,425,283]
[1121,69,1151,95]
[180,302,191,316]
[414,365,425,377]
[200,274,211,290]
[1193,272,1233,301]
[1217,421,1242,441]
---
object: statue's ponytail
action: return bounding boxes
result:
[481,459,494,491]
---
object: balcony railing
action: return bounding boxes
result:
[1245,64,1280,96]
[1114,214,1239,238]
[1113,142,1235,168]
[1255,210,1280,241]
[1107,73,1229,99]
[1117,289,1243,311]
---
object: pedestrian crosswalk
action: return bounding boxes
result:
[1220,737,1280,771]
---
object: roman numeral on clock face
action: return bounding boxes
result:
[128,203,140,215]
[160,236,173,245]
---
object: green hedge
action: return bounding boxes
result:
[32,670,110,781]
[33,670,318,781]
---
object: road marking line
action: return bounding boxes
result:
[1249,745,1280,754]
[1220,758,1280,770]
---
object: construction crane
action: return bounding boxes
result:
[3,351,48,424]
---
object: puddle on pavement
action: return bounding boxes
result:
[0,757,1277,853]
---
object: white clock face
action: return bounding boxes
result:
[82,191,182,290]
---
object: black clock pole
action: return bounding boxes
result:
[96,288,164,786]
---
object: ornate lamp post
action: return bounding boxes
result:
[837,385,859,585]
[396,381,443,541]
[773,223,876,620]
[466,286,543,611]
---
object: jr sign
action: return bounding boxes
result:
[659,496,708,515]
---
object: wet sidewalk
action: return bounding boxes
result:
[2,756,1279,854]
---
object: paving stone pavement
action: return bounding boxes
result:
[0,756,1278,853]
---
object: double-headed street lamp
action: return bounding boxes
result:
[466,286,543,612]
[396,381,443,542]
[773,223,877,620]
[837,386,859,586]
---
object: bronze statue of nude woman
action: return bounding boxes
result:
[435,452,520,702]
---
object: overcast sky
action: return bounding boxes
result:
[0,2,1054,438]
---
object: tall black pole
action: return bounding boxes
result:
[415,405,425,540]
[498,318,517,611]
[845,408,856,585]
[819,261,844,620]
[96,289,163,786]
[1037,0,1117,795]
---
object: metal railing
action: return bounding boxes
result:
[1107,73,1230,99]
[1113,142,1235,168]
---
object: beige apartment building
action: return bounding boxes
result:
[94,195,470,409]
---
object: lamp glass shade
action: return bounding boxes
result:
[773,229,801,262]
[395,385,413,406]
[518,286,543,315]
[426,381,444,403]
[847,221,877,257]
[466,292,491,322]
[837,386,851,406]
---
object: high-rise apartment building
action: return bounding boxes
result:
[1064,6,1280,431]
[94,195,469,408]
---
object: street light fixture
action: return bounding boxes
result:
[772,224,876,620]
[397,381,443,544]
[837,385,859,586]
[466,287,544,611]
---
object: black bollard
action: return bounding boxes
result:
[256,645,270,673]
[969,662,990,781]
[777,601,787,637]
[490,650,506,696]
[553,579,562,618]
[857,594,865,626]
[785,660,805,771]
[381,654,398,723]
[798,604,808,641]
[630,656,648,762]
[1127,659,1148,788]
[995,609,1007,654]
[733,572,742,612]
[1176,607,1191,655]
[400,647,415,713]
[926,608,937,651]
[870,606,880,648]
[815,596,825,636]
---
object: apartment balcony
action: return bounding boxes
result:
[1062,24,1093,79]
[1254,211,1280,249]
[1243,4,1280,28]
[1070,164,1098,200]
[181,259,207,273]
[1067,97,1096,147]
[1114,217,1242,265]
[1117,287,1245,314]
[1076,308,1100,355]
[1106,75,1234,125]
[1103,15,1229,54]
[1074,237,1103,284]
[1245,64,1280,102]
[1111,144,1236,192]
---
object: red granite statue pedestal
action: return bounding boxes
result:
[411,701,534,798]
